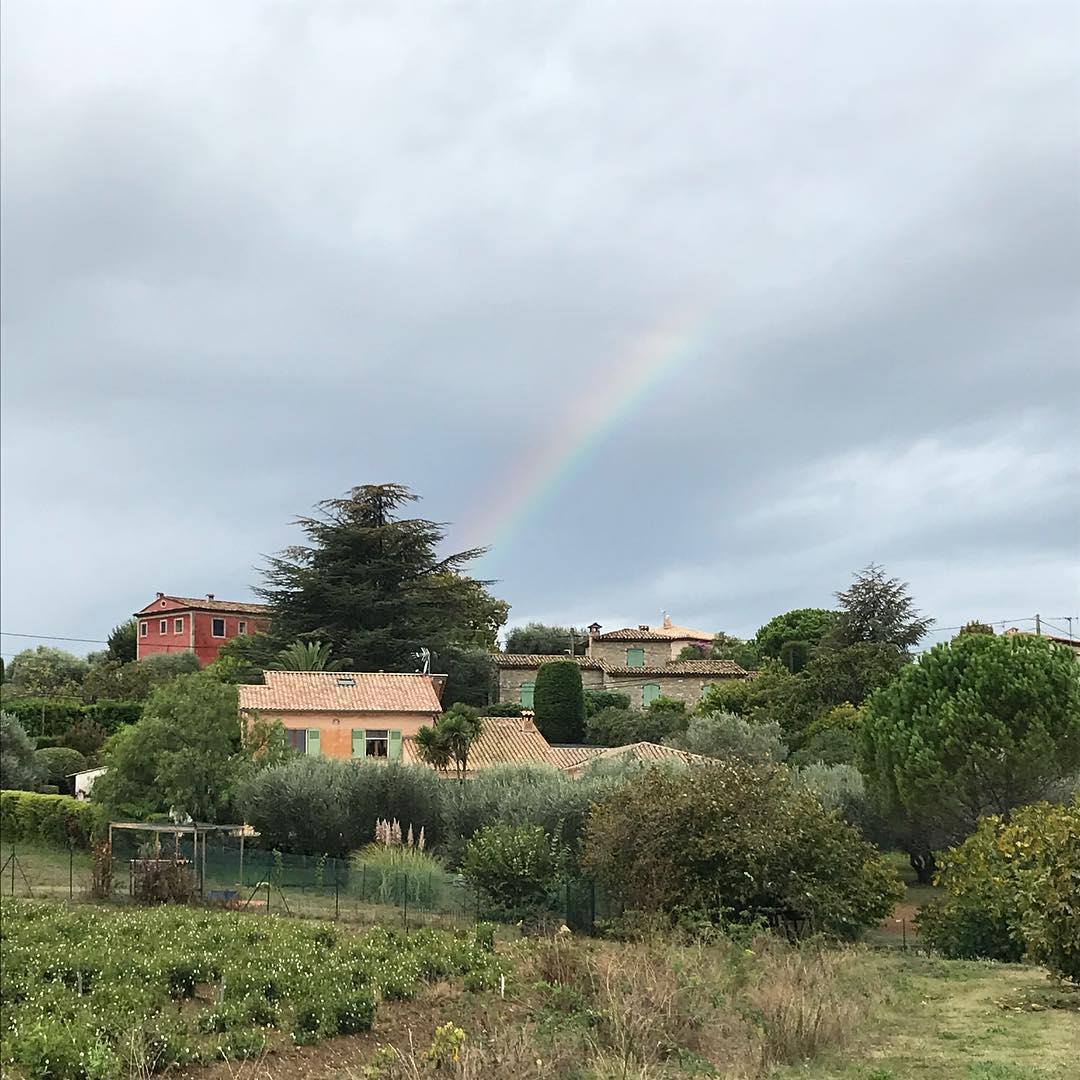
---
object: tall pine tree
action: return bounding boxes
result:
[257,484,508,673]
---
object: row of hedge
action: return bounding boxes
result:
[0,790,105,848]
[0,698,142,738]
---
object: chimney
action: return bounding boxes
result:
[663,614,673,629]
[638,624,650,632]
[587,622,602,635]
[206,593,215,600]
[519,714,533,734]
[156,591,164,599]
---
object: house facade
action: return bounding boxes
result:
[238,670,445,760]
[135,593,270,665]
[494,616,748,709]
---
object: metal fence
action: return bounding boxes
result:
[0,839,616,934]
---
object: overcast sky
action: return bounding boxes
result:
[2,1,1078,661]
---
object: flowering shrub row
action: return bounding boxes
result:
[0,900,506,1078]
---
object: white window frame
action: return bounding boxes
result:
[238,620,247,635]
[211,617,227,638]
[159,619,168,634]
[365,729,390,758]
[174,618,184,634]
[140,621,148,637]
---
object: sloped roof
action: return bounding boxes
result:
[546,745,604,770]
[605,660,748,677]
[1005,628,1080,651]
[402,717,555,775]
[561,741,711,773]
[591,628,674,641]
[649,622,714,641]
[135,594,270,616]
[492,654,607,671]
[238,671,443,713]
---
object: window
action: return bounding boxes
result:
[626,647,645,668]
[159,619,168,634]
[642,683,662,706]
[288,729,307,753]
[306,729,321,756]
[174,618,184,634]
[211,617,226,637]
[238,620,247,635]
[365,729,390,758]
[140,621,148,637]
[519,681,535,709]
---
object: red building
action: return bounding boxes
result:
[134,593,271,666]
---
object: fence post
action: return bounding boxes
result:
[266,878,271,913]
[69,842,74,901]
[334,870,340,920]
[10,845,15,896]
[361,863,366,902]
[402,872,408,932]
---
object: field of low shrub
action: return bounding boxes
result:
[0,900,506,1079]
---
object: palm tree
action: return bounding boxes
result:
[414,705,483,781]
[269,640,349,672]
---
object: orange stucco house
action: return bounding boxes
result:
[238,671,446,760]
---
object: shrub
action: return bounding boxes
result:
[89,700,144,733]
[461,823,566,918]
[533,660,586,743]
[582,761,902,937]
[1,711,41,790]
[666,711,788,763]
[352,843,451,906]
[0,790,103,847]
[583,689,632,718]
[33,746,87,793]
[917,800,1080,981]
[60,718,108,759]
[0,697,85,739]
[482,701,524,717]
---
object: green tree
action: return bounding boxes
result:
[754,608,837,660]
[81,652,202,703]
[582,761,902,937]
[414,704,483,781]
[666,712,788,763]
[6,647,89,697]
[461,823,566,917]
[831,564,932,650]
[33,747,87,794]
[503,623,586,656]
[435,644,495,708]
[257,484,508,671]
[533,660,586,743]
[0,711,41,790]
[92,674,274,822]
[270,639,348,671]
[583,689,632,718]
[861,633,1080,852]
[106,620,138,664]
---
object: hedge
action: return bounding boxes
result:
[0,791,104,848]
[0,698,142,738]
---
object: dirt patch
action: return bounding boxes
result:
[172,982,472,1080]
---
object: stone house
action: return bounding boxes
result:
[494,616,748,710]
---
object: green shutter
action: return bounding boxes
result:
[388,730,402,760]
[306,729,321,756]
[352,729,365,758]
[642,683,661,707]
[520,681,535,709]
[626,647,645,668]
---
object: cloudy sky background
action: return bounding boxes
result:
[2,1,1078,661]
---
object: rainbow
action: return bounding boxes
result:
[466,309,705,553]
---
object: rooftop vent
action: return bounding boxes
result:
[336,677,356,686]
[206,593,215,600]
[638,624,650,631]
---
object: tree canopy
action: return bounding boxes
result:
[106,620,138,664]
[5,647,89,698]
[257,484,508,672]
[861,633,1080,847]
[414,704,483,781]
[1,711,40,791]
[754,608,837,659]
[503,623,586,656]
[831,563,932,650]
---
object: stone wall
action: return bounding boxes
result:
[497,665,605,704]
[588,638,675,668]
[605,673,728,709]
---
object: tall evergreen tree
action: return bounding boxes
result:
[257,484,508,672]
[831,564,932,651]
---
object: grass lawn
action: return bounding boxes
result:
[777,952,1080,1080]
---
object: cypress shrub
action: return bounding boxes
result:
[533,661,586,743]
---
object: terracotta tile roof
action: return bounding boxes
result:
[135,594,270,617]
[649,623,714,641]
[605,660,749,677]
[591,628,675,642]
[1005,628,1080,651]
[561,741,711,774]
[402,717,555,775]
[546,745,604,769]
[491,653,607,671]
[238,671,443,714]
